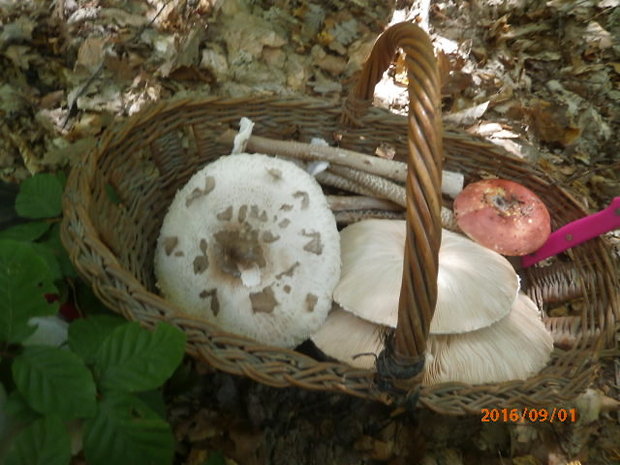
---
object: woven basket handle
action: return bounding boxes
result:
[344,23,443,382]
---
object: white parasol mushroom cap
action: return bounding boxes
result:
[154,153,341,348]
[333,219,404,328]
[333,220,519,334]
[433,229,519,334]
[423,292,554,385]
[310,306,382,370]
[313,293,553,384]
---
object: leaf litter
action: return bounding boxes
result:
[0,0,618,463]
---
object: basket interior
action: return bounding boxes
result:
[66,97,618,410]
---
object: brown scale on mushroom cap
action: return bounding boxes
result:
[216,206,233,221]
[185,176,215,207]
[192,255,209,275]
[250,286,278,314]
[267,168,282,180]
[261,231,280,243]
[199,289,220,317]
[163,236,178,256]
[238,205,248,222]
[275,262,300,279]
[293,191,310,209]
[213,223,266,279]
[305,294,318,312]
[301,230,323,255]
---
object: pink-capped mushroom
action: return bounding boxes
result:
[453,179,551,256]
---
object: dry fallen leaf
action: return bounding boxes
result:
[525,100,582,146]
[75,37,107,74]
[0,16,35,43]
[584,21,613,51]
[443,101,489,126]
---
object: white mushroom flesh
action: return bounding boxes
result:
[433,229,519,334]
[154,153,341,348]
[333,219,404,328]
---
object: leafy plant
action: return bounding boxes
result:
[0,173,187,465]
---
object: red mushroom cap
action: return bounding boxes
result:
[453,179,551,256]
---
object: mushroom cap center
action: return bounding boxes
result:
[213,222,266,279]
[484,187,533,217]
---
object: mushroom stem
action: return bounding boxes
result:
[440,207,460,232]
[326,194,460,231]
[327,195,402,212]
[315,171,378,198]
[219,130,408,182]
[334,210,405,225]
[218,130,465,197]
[325,167,461,234]
[329,165,406,208]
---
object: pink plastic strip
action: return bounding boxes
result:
[521,197,620,268]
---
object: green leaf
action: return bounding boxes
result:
[5,390,40,426]
[0,240,58,344]
[14,174,63,219]
[84,392,174,465]
[68,315,125,364]
[4,416,71,465]
[165,360,199,397]
[136,389,166,420]
[37,223,76,278]
[29,243,62,281]
[93,322,186,393]
[75,281,114,316]
[0,221,51,242]
[55,171,67,189]
[12,346,97,420]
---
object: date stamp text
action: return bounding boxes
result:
[481,408,577,423]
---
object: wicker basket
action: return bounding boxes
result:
[61,23,618,415]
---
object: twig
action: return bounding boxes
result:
[53,0,66,21]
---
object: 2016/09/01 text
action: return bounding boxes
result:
[481,408,577,423]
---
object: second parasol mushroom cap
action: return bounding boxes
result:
[154,153,341,348]
[453,179,551,256]
[313,292,554,384]
[313,219,553,383]
[333,221,519,333]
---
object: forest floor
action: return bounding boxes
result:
[1,0,618,464]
